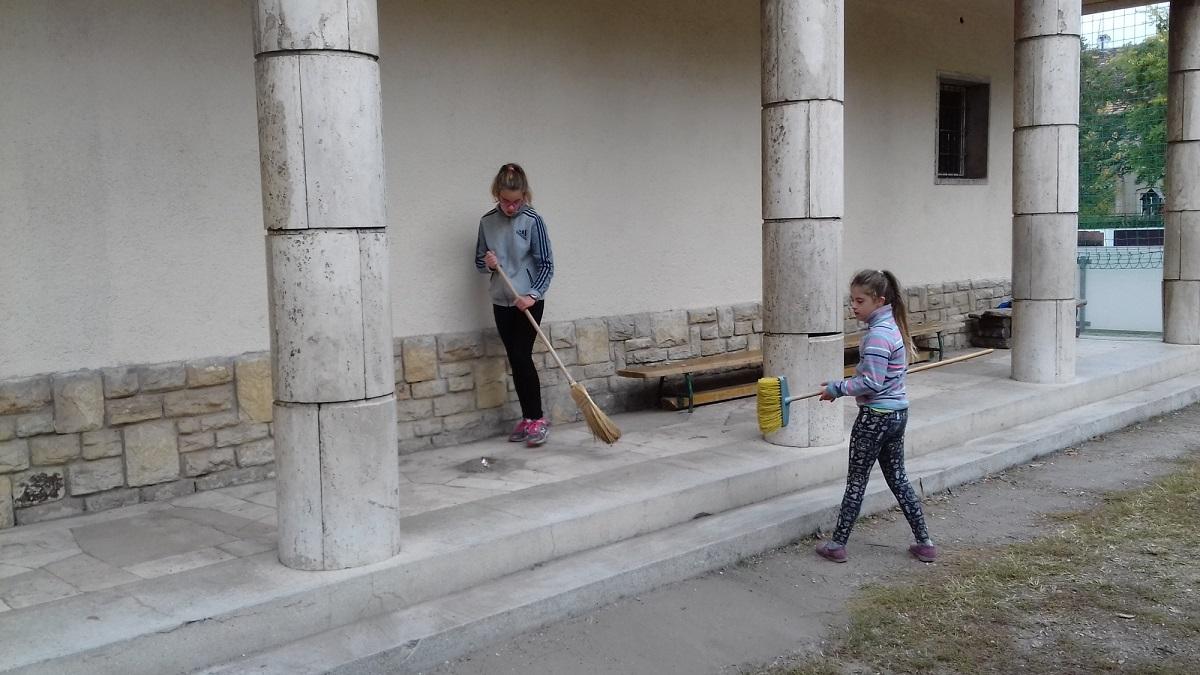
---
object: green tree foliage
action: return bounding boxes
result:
[1079,10,1168,217]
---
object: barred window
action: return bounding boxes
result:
[936,76,990,181]
[938,84,967,176]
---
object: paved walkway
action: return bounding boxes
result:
[0,404,745,613]
[1,338,1198,674]
[427,403,1200,675]
[0,340,1187,615]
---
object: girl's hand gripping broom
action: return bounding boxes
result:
[493,266,621,444]
[757,348,995,435]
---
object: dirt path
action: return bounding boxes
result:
[425,405,1200,675]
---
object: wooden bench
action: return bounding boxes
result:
[616,350,762,412]
[616,321,956,412]
[844,320,954,361]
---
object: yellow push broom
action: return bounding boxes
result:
[757,349,994,434]
[493,266,621,444]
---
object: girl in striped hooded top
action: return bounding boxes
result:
[815,270,937,564]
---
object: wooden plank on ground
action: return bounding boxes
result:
[841,350,930,377]
[617,329,942,382]
[656,351,932,410]
[660,382,757,410]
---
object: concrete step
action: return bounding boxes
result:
[1,436,836,674]
[5,345,1199,675]
[201,371,1200,675]
[902,340,1200,456]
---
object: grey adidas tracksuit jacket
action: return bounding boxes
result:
[474,205,555,307]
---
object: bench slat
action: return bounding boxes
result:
[616,350,763,379]
[843,321,954,350]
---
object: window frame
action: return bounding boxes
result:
[935,72,991,185]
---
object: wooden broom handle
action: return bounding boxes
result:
[492,265,578,387]
[789,348,995,402]
[908,348,994,374]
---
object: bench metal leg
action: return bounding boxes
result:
[937,332,944,361]
[685,373,695,413]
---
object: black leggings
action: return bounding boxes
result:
[833,408,930,545]
[493,301,544,420]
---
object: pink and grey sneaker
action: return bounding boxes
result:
[508,419,531,443]
[909,542,938,563]
[815,540,848,563]
[524,418,549,447]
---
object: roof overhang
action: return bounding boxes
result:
[1083,0,1160,16]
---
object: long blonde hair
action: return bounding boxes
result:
[851,269,917,362]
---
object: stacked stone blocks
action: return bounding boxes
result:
[1011,0,1080,383]
[0,279,1009,529]
[1164,1,1200,343]
[0,355,275,529]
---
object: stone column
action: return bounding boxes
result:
[1165,0,1200,343]
[253,0,401,570]
[761,0,844,447]
[1011,0,1080,384]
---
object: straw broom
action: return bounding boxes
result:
[493,266,621,444]
[757,348,995,435]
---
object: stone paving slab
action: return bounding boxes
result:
[0,340,1198,674]
[201,368,1200,675]
[0,341,1193,617]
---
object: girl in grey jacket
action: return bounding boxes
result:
[475,163,555,446]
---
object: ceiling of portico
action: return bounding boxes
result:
[1083,0,1160,15]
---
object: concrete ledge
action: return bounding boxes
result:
[204,371,1200,675]
[5,343,1200,675]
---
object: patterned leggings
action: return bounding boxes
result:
[832,408,930,545]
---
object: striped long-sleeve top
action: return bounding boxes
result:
[474,205,554,307]
[824,305,909,410]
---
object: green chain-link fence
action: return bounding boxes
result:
[1078,3,1168,270]
[1076,5,1167,333]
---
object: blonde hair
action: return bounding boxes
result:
[851,269,917,362]
[490,163,532,204]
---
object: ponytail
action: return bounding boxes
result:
[490,163,533,203]
[881,270,917,363]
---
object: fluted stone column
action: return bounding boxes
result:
[253,0,401,570]
[1011,0,1080,384]
[1165,0,1200,343]
[761,0,844,447]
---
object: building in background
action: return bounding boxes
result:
[2,0,1198,530]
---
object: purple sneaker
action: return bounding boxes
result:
[909,542,938,562]
[508,419,531,443]
[525,418,549,447]
[815,541,848,563]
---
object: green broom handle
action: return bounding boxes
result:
[492,265,579,387]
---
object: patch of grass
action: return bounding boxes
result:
[773,457,1200,674]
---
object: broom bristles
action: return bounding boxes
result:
[570,382,621,444]
[757,377,785,435]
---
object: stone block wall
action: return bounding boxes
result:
[0,356,276,529]
[879,278,1013,351]
[0,278,1010,529]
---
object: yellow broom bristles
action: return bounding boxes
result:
[757,377,785,435]
[570,382,622,444]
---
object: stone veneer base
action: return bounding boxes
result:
[0,278,1010,528]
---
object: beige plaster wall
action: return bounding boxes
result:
[844,0,1014,288]
[0,0,1014,379]
[0,0,265,380]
